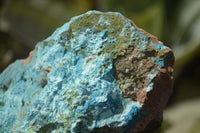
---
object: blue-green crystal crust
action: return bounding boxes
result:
[0,11,171,132]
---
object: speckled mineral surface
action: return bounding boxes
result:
[0,11,174,133]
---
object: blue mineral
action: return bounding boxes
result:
[0,11,174,133]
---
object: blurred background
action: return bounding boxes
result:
[0,0,200,132]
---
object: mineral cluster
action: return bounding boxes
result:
[0,11,174,133]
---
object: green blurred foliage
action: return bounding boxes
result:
[190,118,200,133]
[154,120,172,133]
[0,0,200,132]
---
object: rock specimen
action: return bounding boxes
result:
[0,11,174,133]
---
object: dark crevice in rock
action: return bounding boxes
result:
[36,123,64,133]
[44,66,51,74]
[1,84,8,92]
[39,66,51,88]
[21,99,24,107]
[89,126,122,133]
[40,77,47,88]
[0,101,4,106]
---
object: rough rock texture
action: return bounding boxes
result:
[0,11,174,133]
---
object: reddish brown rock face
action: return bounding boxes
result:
[123,20,174,133]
